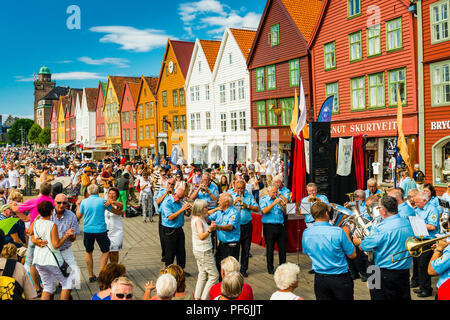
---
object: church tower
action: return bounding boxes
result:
[33,65,56,122]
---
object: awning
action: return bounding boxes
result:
[59,142,75,150]
[48,143,57,149]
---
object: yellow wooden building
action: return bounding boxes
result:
[155,39,194,159]
[103,76,140,151]
[135,75,158,157]
[58,95,69,146]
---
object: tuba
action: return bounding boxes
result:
[392,233,450,263]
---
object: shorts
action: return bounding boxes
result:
[83,232,111,253]
[36,265,72,293]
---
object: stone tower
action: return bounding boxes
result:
[33,66,56,122]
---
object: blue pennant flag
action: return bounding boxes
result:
[318,95,334,122]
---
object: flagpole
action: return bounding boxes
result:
[394,129,399,188]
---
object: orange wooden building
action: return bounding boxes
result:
[309,0,419,186]
[135,76,158,157]
[155,39,194,159]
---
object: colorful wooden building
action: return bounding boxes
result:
[135,75,159,157]
[103,76,140,151]
[95,81,107,147]
[119,80,140,157]
[308,0,419,185]
[419,0,450,192]
[58,95,69,146]
[247,0,323,161]
[49,100,59,148]
[155,39,194,159]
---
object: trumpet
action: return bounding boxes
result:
[392,233,450,263]
[346,192,354,202]
[276,194,287,213]
[201,185,208,193]
[181,200,192,215]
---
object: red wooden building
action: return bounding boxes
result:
[420,0,450,193]
[95,81,107,147]
[50,100,59,147]
[119,80,140,157]
[309,0,419,186]
[247,0,323,161]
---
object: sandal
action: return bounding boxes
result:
[89,276,98,283]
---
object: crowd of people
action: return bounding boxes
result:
[0,145,450,301]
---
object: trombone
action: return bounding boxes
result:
[392,233,450,263]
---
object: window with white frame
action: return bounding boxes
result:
[239,111,246,131]
[431,61,450,106]
[206,112,211,130]
[195,113,201,130]
[191,114,196,130]
[231,112,237,131]
[190,87,195,102]
[229,53,233,64]
[431,0,449,43]
[205,84,210,100]
[238,80,245,100]
[220,113,227,132]
[195,86,200,101]
[220,84,226,103]
[230,82,236,101]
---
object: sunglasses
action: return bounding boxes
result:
[56,202,68,205]
[168,182,175,186]
[114,293,133,299]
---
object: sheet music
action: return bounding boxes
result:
[408,216,429,239]
[299,200,312,215]
[286,203,297,215]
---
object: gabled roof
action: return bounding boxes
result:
[84,88,98,112]
[144,77,158,96]
[199,40,221,72]
[95,81,106,111]
[39,86,70,102]
[60,95,70,118]
[229,28,256,60]
[109,76,141,105]
[119,81,141,112]
[247,0,323,66]
[171,40,195,77]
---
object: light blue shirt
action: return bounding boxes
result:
[155,188,168,214]
[415,202,440,239]
[302,221,355,274]
[160,195,185,228]
[430,196,444,215]
[442,193,450,215]
[260,195,284,224]
[398,201,416,219]
[278,186,291,202]
[431,246,450,288]
[231,190,258,225]
[301,194,330,224]
[195,183,219,203]
[79,195,112,233]
[360,214,414,270]
[208,206,240,243]
[400,177,417,196]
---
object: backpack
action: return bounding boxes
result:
[0,259,25,300]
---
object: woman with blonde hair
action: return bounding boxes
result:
[159,264,193,300]
[270,262,303,300]
[190,199,219,299]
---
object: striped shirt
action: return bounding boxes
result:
[50,209,80,251]
[153,170,161,194]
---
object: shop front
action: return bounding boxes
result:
[426,120,450,192]
[330,114,418,188]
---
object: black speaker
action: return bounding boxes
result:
[309,122,333,198]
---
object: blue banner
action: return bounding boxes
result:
[318,95,334,122]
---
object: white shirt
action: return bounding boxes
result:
[372,162,381,175]
[254,161,260,173]
[8,169,20,187]
[265,161,273,175]
[270,291,302,300]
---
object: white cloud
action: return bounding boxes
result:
[15,72,104,82]
[89,26,172,52]
[178,0,260,38]
[78,56,130,68]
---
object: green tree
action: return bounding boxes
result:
[8,118,34,145]
[27,123,42,145]
[38,127,51,146]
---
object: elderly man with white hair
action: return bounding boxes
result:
[208,193,241,278]
[76,184,114,283]
[388,188,415,219]
[111,276,134,300]
[160,187,192,273]
[270,262,303,300]
[412,191,440,298]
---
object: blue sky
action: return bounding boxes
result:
[0,0,263,118]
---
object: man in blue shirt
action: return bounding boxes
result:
[208,192,241,279]
[365,178,384,199]
[231,180,259,277]
[413,191,440,297]
[260,186,287,275]
[301,182,330,228]
[160,188,192,271]
[76,184,113,283]
[388,188,415,219]
[353,196,414,300]
[428,238,450,299]
[154,178,176,263]
[190,173,219,208]
[302,201,356,300]
[400,171,417,197]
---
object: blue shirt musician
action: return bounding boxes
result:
[428,239,450,299]
[208,193,241,278]
[301,182,330,227]
[412,191,440,298]
[302,201,356,300]
[190,173,219,208]
[364,178,384,199]
[231,180,259,277]
[159,188,191,271]
[423,183,444,216]
[387,188,415,220]
[259,186,288,275]
[353,196,415,300]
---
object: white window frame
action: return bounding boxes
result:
[431,0,450,44]
[431,60,450,106]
